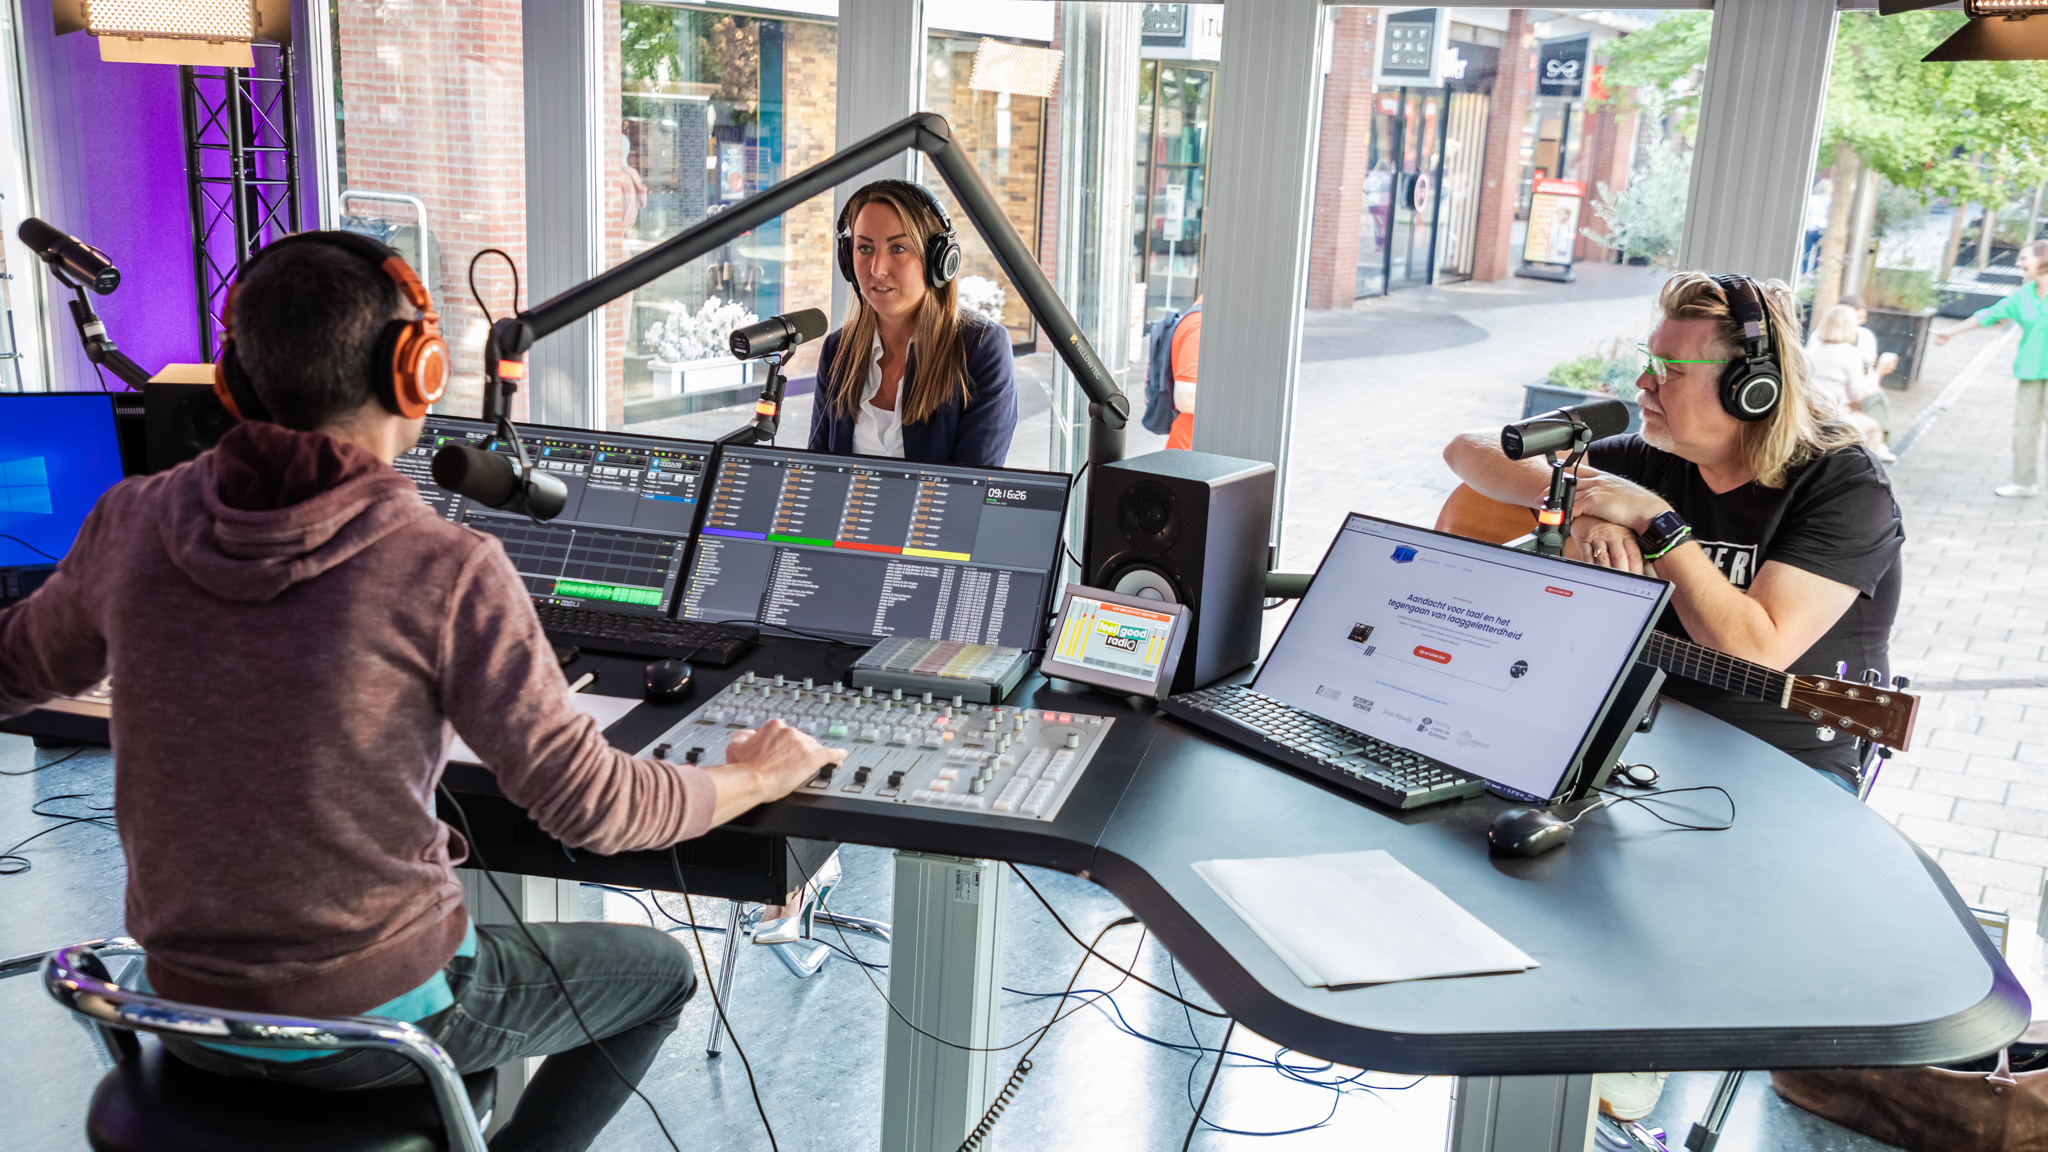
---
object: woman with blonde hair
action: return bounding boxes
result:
[808,180,1018,465]
[1807,303,1894,462]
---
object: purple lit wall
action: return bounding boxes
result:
[21,4,205,388]
[62,34,198,375]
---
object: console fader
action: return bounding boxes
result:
[636,672,1111,822]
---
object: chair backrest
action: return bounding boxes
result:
[40,941,488,1152]
[1434,482,1538,544]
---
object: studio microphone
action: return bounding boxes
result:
[18,218,120,295]
[728,308,828,360]
[431,444,568,521]
[1501,399,1631,461]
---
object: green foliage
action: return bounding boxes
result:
[1582,141,1691,269]
[1825,12,2048,205]
[1546,340,1642,401]
[1866,266,1938,314]
[1592,11,1712,139]
[1871,180,1928,242]
[621,4,682,89]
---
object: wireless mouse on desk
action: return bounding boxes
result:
[643,659,694,704]
[1489,807,1574,857]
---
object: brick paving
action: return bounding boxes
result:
[1868,319,2048,927]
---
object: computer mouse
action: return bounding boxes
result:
[644,659,694,704]
[1488,807,1574,858]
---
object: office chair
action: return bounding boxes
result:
[11,937,492,1152]
[702,869,891,1057]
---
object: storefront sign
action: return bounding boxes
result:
[1141,4,1185,46]
[1522,178,1585,267]
[1380,9,1448,90]
[1536,35,1590,99]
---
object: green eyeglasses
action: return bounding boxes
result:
[1633,343,1729,384]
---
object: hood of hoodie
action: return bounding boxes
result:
[159,421,431,603]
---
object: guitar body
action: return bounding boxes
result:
[1432,483,1920,751]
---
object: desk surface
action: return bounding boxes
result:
[479,640,2028,1077]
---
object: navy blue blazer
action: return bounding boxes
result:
[807,316,1018,467]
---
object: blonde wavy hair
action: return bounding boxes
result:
[1658,271,1862,488]
[828,182,974,425]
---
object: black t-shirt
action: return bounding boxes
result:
[1586,435,1904,783]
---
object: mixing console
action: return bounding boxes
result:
[636,671,1111,822]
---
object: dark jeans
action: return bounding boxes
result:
[164,921,697,1152]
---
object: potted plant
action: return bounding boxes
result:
[1525,338,1645,431]
[1860,266,1940,390]
[644,296,759,399]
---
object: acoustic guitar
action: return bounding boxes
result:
[1434,483,1921,751]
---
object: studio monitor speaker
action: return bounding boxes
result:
[1085,450,1274,693]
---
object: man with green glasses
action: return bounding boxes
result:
[1445,271,1903,794]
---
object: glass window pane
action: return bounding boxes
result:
[608,6,837,439]
[1289,8,1710,568]
[334,0,526,421]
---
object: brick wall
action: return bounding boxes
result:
[926,41,1048,342]
[338,0,527,420]
[779,19,838,380]
[1575,105,1634,264]
[1034,5,1062,352]
[1305,8,1377,310]
[1470,9,1532,283]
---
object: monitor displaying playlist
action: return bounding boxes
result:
[678,444,1071,647]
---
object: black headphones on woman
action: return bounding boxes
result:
[836,179,962,290]
[1709,273,1783,422]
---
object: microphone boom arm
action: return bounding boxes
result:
[483,112,1128,466]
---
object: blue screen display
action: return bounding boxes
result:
[0,395,125,567]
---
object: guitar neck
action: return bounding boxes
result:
[1639,630,1792,708]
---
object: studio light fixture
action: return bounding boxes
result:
[1881,0,2048,61]
[52,0,289,68]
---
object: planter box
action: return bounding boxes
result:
[650,356,753,398]
[1864,307,1937,391]
[1523,382,1643,433]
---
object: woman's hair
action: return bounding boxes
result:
[1658,271,1862,488]
[2022,239,2048,266]
[828,182,975,425]
[1814,303,1861,346]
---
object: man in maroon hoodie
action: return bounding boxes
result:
[0,234,842,1150]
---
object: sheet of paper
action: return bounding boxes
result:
[446,694,643,766]
[1191,849,1538,988]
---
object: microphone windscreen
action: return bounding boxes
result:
[1575,399,1631,441]
[431,444,519,507]
[17,218,59,253]
[787,308,829,344]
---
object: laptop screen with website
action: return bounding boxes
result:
[1255,514,1668,799]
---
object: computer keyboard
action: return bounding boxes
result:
[1159,685,1487,811]
[533,602,757,666]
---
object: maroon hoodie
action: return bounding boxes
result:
[0,422,718,1015]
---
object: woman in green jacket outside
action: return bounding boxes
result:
[1937,239,2048,497]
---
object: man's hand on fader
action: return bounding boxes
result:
[725,719,846,801]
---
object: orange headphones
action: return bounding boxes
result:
[214,231,450,423]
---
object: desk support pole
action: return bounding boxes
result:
[881,852,1007,1151]
[1449,1074,1599,1152]
[459,871,583,1132]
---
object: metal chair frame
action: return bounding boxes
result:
[20,938,487,1152]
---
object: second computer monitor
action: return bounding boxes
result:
[679,444,1072,647]
[398,416,713,615]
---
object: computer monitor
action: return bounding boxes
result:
[1254,513,1671,803]
[0,393,127,569]
[677,444,1073,648]
[395,417,714,616]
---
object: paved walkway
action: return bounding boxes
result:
[1868,320,2048,931]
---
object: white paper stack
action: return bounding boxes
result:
[1191,849,1539,988]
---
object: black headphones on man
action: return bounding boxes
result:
[1709,273,1783,422]
[835,179,962,290]
[214,230,450,424]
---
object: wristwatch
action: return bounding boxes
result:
[1637,509,1692,561]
